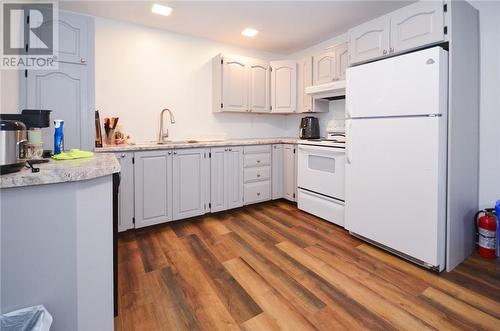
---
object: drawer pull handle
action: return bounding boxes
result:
[257,160,261,163]
[257,174,261,178]
[257,192,261,196]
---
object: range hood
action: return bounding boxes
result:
[305,80,346,100]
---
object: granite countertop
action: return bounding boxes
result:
[0,153,120,189]
[95,137,339,152]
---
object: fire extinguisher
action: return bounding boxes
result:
[474,209,498,258]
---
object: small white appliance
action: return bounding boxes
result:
[297,141,345,226]
[345,46,448,271]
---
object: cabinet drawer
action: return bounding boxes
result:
[297,189,344,227]
[244,181,271,205]
[244,153,271,168]
[244,166,271,183]
[244,145,271,154]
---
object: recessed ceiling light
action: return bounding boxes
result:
[241,28,259,38]
[152,4,172,16]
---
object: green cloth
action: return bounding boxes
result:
[52,149,94,160]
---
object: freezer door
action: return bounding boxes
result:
[345,116,447,269]
[346,47,448,118]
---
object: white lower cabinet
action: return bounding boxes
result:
[115,152,135,232]
[172,148,210,220]
[283,144,297,202]
[244,145,272,205]
[272,144,284,199]
[210,146,243,212]
[134,150,173,228]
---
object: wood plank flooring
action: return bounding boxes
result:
[115,200,500,331]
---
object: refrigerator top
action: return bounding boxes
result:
[346,46,449,119]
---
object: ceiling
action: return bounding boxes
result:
[60,1,413,54]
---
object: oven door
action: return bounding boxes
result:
[297,145,345,200]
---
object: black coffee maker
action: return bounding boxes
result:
[299,116,320,139]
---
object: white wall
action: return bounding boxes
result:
[469,1,500,208]
[94,17,289,143]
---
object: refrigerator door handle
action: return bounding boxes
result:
[346,120,352,164]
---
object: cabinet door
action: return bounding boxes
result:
[226,147,244,209]
[210,147,227,212]
[115,152,135,232]
[348,15,391,65]
[33,11,89,64]
[270,61,297,113]
[27,62,89,151]
[313,49,337,85]
[298,56,313,113]
[222,57,248,112]
[248,61,271,112]
[134,150,172,228]
[283,145,297,202]
[172,148,208,220]
[336,43,349,81]
[272,144,284,199]
[390,1,444,54]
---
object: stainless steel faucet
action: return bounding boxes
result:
[158,108,175,144]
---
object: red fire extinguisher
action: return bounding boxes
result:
[475,209,498,258]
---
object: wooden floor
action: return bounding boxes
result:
[115,200,500,331]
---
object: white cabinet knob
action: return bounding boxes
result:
[80,58,87,64]
[383,50,388,55]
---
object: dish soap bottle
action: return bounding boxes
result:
[54,119,64,155]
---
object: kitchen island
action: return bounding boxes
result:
[0,153,120,331]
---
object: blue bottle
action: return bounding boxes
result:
[54,119,64,155]
[496,200,500,257]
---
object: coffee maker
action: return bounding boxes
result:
[299,116,320,139]
[0,109,51,174]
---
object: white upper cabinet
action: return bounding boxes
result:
[390,1,444,54]
[270,60,297,113]
[221,56,248,112]
[336,43,349,81]
[248,61,271,112]
[298,56,313,113]
[348,15,391,65]
[348,1,445,65]
[313,49,337,85]
[172,148,209,220]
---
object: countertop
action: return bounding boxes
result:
[95,137,343,152]
[0,153,120,189]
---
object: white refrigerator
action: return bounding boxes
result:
[345,47,448,271]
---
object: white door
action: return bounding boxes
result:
[210,147,227,212]
[248,61,270,112]
[348,15,391,65]
[283,144,296,202]
[134,150,172,228]
[172,148,208,220]
[115,152,135,232]
[222,57,248,112]
[346,47,448,118]
[336,43,349,81]
[27,62,89,150]
[272,144,284,199]
[271,60,297,113]
[226,147,243,209]
[390,1,445,54]
[313,49,337,85]
[345,116,447,269]
[298,57,313,113]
